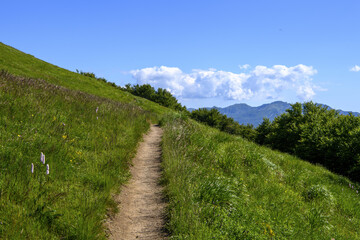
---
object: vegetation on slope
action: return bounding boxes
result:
[190,108,257,141]
[0,71,151,239]
[0,42,166,116]
[161,114,360,239]
[256,102,360,182]
[2,42,360,240]
[123,83,187,111]
[187,101,360,184]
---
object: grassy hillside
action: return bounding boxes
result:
[0,43,168,239]
[161,114,360,239]
[0,42,166,116]
[2,42,360,240]
[0,71,152,239]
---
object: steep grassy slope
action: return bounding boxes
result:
[0,42,166,115]
[0,43,170,239]
[161,114,360,239]
[0,71,153,239]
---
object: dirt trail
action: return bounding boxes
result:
[107,124,167,240]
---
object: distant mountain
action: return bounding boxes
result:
[214,101,290,126]
[190,101,360,127]
[322,105,360,117]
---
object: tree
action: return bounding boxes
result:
[256,101,360,182]
[190,108,257,140]
[255,118,272,145]
[123,84,187,112]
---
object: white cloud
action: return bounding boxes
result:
[130,64,318,101]
[350,65,360,72]
[239,64,250,70]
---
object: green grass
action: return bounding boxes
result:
[160,114,360,239]
[0,42,171,239]
[0,71,152,239]
[0,42,166,116]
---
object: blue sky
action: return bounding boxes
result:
[1,0,360,111]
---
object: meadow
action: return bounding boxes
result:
[0,42,166,116]
[161,114,360,239]
[2,42,360,239]
[0,71,151,239]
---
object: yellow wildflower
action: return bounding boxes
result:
[265,224,275,237]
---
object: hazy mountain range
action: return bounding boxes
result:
[189,101,360,127]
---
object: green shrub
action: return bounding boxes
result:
[303,184,334,206]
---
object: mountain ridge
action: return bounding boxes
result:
[190,101,360,126]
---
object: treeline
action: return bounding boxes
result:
[190,108,257,141]
[75,70,187,111]
[76,69,118,88]
[256,102,360,182]
[123,84,187,111]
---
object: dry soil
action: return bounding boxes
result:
[107,125,167,240]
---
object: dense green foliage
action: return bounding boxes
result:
[124,83,187,111]
[0,71,152,239]
[190,108,257,141]
[256,102,360,182]
[161,114,360,239]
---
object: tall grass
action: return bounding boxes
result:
[0,42,167,116]
[161,114,360,239]
[0,71,151,239]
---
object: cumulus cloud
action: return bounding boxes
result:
[350,65,360,72]
[130,64,318,101]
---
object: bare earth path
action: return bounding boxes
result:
[107,124,167,240]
